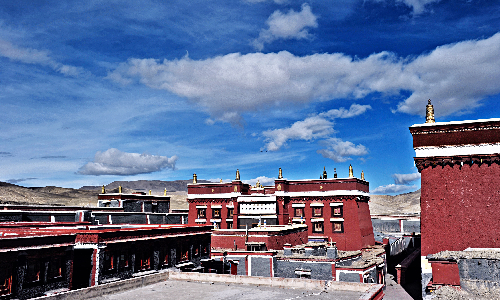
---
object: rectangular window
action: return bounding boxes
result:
[333,222,344,233]
[181,250,189,261]
[332,206,343,217]
[197,208,206,219]
[313,207,323,217]
[227,222,233,229]
[294,208,304,218]
[213,208,221,218]
[119,254,129,269]
[313,222,324,233]
[105,253,114,270]
[227,208,234,218]
[0,274,11,296]
[27,261,40,282]
[49,257,63,279]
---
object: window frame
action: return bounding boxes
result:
[312,222,324,233]
[331,206,343,218]
[294,207,305,218]
[312,207,323,217]
[332,221,344,233]
[197,208,206,219]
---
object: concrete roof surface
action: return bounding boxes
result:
[95,280,366,300]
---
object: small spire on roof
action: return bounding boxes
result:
[426,99,435,123]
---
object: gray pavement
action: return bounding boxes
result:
[95,279,367,300]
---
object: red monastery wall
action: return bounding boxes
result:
[421,162,500,256]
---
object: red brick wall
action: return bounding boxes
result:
[421,162,500,256]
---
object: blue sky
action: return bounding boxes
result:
[1,0,500,194]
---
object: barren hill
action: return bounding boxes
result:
[0,180,421,213]
[369,189,421,216]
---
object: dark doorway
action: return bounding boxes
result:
[72,249,93,290]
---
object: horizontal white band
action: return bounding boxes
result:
[195,219,206,223]
[415,143,500,158]
[188,193,240,199]
[330,218,344,222]
[330,203,343,206]
[210,219,221,223]
[226,219,233,222]
[311,218,324,222]
[310,203,324,207]
[238,196,276,202]
[292,203,305,208]
[275,190,368,197]
[226,205,234,209]
[196,205,207,209]
[211,205,222,209]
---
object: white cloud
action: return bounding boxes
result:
[262,104,370,152]
[392,172,421,185]
[317,138,368,162]
[319,104,372,119]
[243,176,276,187]
[371,184,417,194]
[263,116,333,151]
[368,0,440,15]
[109,33,500,123]
[397,0,440,15]
[78,148,178,176]
[252,3,318,51]
[0,39,89,77]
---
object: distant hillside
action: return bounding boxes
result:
[369,189,421,216]
[0,181,99,207]
[81,179,210,193]
[0,180,420,213]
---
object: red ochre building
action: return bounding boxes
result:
[0,222,211,299]
[410,100,500,292]
[187,167,375,251]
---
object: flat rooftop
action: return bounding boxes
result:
[97,279,368,300]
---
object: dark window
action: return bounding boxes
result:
[27,261,40,283]
[312,207,323,217]
[197,208,206,219]
[163,253,169,266]
[49,257,63,279]
[313,222,324,233]
[104,253,114,270]
[294,207,304,218]
[332,206,343,217]
[213,208,221,218]
[227,222,233,229]
[333,222,344,233]
[181,250,189,261]
[0,270,12,296]
[227,208,234,218]
[137,252,151,271]
[119,254,129,269]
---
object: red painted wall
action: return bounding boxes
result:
[421,163,500,256]
[211,228,308,250]
[431,261,460,286]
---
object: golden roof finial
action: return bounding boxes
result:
[220,179,223,183]
[426,99,435,123]
[349,165,354,178]
[323,166,327,179]
[236,169,240,180]
[149,190,152,195]
[119,185,122,194]
[102,185,105,194]
[361,170,365,181]
[193,173,198,184]
[256,180,260,188]
[164,188,167,196]
[278,168,283,179]
[334,168,337,178]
